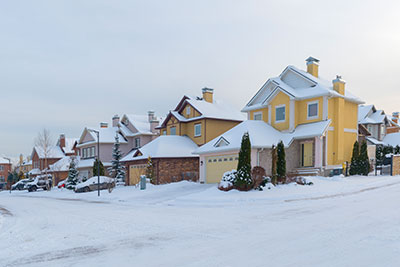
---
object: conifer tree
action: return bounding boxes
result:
[146,156,155,184]
[234,132,252,189]
[359,141,370,176]
[349,141,360,175]
[93,159,105,176]
[376,145,383,166]
[109,133,125,185]
[66,157,79,190]
[271,145,278,185]
[395,145,400,155]
[276,141,286,183]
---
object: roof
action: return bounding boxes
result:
[48,156,72,172]
[33,146,65,159]
[383,133,400,147]
[194,119,331,155]
[242,64,364,112]
[358,105,386,125]
[366,137,385,145]
[76,157,112,168]
[159,95,246,128]
[122,136,199,161]
[122,114,155,135]
[0,157,10,164]
[77,127,128,147]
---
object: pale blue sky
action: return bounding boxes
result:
[1,0,400,157]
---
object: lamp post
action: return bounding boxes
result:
[88,129,100,197]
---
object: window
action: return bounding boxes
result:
[194,124,201,137]
[135,138,140,148]
[170,127,176,135]
[0,166,3,171]
[186,106,191,116]
[275,105,285,122]
[0,176,4,183]
[83,148,86,159]
[91,147,95,157]
[162,130,167,135]
[253,112,262,121]
[307,101,318,119]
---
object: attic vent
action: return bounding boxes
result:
[214,137,230,147]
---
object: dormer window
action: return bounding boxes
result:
[275,105,286,123]
[186,106,191,116]
[307,101,319,120]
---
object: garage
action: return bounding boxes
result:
[205,154,238,183]
[129,164,146,185]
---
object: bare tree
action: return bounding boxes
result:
[35,129,54,190]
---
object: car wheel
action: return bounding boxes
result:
[31,186,37,192]
[84,187,90,192]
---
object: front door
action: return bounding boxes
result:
[302,143,313,167]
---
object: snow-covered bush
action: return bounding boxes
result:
[255,176,274,191]
[218,170,237,191]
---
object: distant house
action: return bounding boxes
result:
[15,154,32,175]
[76,113,159,181]
[123,88,245,185]
[358,105,390,145]
[0,157,12,189]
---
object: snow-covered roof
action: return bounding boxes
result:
[366,137,385,145]
[242,64,364,112]
[0,157,10,164]
[383,133,400,147]
[28,168,41,175]
[120,149,139,162]
[63,138,78,154]
[122,114,155,135]
[77,157,112,169]
[33,146,65,159]
[48,156,72,172]
[77,127,128,147]
[194,120,331,155]
[123,136,199,161]
[358,105,386,125]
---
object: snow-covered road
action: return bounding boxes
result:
[1,176,400,267]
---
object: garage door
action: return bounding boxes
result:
[129,164,146,186]
[205,154,239,183]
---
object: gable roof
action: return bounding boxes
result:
[121,114,156,136]
[122,136,199,161]
[358,105,387,125]
[194,119,331,155]
[32,145,65,159]
[242,65,364,112]
[48,156,72,172]
[383,132,400,147]
[56,138,78,154]
[0,157,10,164]
[77,126,128,147]
[160,95,245,127]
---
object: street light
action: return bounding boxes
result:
[88,128,100,197]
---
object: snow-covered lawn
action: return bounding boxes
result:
[1,175,400,266]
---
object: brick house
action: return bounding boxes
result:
[0,157,12,189]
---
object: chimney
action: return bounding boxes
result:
[332,75,345,95]
[393,112,399,123]
[100,122,108,128]
[306,56,320,78]
[148,111,159,133]
[202,87,214,103]
[59,134,66,148]
[112,114,120,127]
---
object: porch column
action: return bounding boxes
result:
[314,136,323,168]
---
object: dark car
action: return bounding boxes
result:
[26,175,53,192]
[11,178,34,190]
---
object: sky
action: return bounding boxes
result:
[1,0,400,158]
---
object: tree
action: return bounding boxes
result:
[276,141,286,183]
[93,159,105,177]
[35,129,54,190]
[66,157,79,190]
[376,145,384,166]
[108,133,125,185]
[271,145,278,185]
[146,156,155,184]
[349,141,360,175]
[234,132,252,190]
[359,141,370,176]
[395,145,400,155]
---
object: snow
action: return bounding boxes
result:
[122,135,199,161]
[1,175,400,266]
[195,120,330,154]
[75,176,114,190]
[0,157,10,164]
[48,156,72,172]
[383,132,400,147]
[77,127,127,147]
[122,114,154,135]
[33,145,65,159]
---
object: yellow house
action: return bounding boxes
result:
[157,88,245,145]
[195,57,364,183]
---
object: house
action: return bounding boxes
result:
[76,112,159,180]
[386,112,400,134]
[31,144,65,176]
[123,89,245,185]
[0,157,12,189]
[15,154,32,176]
[358,105,391,145]
[195,57,363,183]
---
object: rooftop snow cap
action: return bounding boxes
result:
[100,122,108,128]
[112,114,120,127]
[332,75,346,95]
[202,87,214,103]
[306,56,320,78]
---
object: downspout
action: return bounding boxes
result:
[257,148,265,166]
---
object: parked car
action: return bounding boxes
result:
[57,179,67,188]
[11,178,33,190]
[26,175,53,192]
[75,176,115,193]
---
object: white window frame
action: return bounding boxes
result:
[194,123,202,137]
[307,100,319,120]
[186,106,191,116]
[170,126,176,135]
[253,112,262,121]
[135,138,140,148]
[91,147,95,157]
[275,104,286,123]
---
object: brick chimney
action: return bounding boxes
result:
[112,114,120,127]
[59,134,66,148]
[306,56,320,78]
[393,112,399,123]
[332,75,345,95]
[202,87,214,103]
[148,111,159,133]
[100,122,108,128]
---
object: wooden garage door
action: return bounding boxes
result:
[129,164,146,185]
[205,155,238,184]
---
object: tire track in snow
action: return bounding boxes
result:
[0,206,12,216]
[285,180,400,202]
